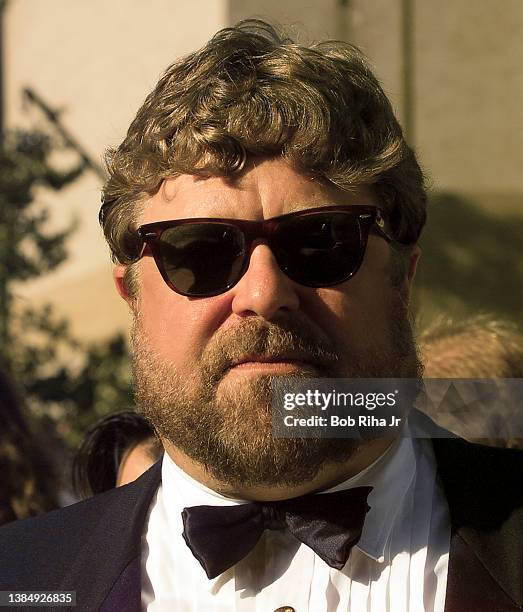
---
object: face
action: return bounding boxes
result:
[116,159,421,489]
[116,440,157,487]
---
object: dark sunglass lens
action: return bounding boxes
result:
[273,212,364,286]
[157,224,245,295]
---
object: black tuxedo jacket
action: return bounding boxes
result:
[1,436,523,611]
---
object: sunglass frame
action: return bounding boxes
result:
[136,205,396,297]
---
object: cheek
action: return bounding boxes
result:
[136,258,230,366]
[314,289,390,354]
[312,240,395,352]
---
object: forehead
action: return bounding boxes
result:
[139,158,376,224]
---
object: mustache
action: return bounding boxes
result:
[199,316,341,383]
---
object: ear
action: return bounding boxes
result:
[113,264,137,310]
[402,245,421,303]
[407,245,421,284]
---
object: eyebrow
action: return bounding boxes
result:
[283,202,375,215]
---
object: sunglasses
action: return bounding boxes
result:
[135,205,398,297]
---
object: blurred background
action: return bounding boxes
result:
[0,0,521,511]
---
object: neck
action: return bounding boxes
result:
[162,437,395,501]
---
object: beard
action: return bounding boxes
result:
[132,288,422,490]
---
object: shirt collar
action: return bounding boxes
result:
[323,436,417,563]
[162,452,247,508]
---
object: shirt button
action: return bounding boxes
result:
[274,608,295,612]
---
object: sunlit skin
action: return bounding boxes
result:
[116,441,157,487]
[114,158,420,501]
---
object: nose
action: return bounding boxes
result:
[230,243,300,319]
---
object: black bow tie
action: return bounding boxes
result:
[181,486,372,579]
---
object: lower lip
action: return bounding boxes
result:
[229,361,314,374]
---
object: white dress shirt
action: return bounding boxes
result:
[141,435,450,611]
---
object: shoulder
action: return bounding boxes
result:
[433,437,523,605]
[0,460,161,590]
[410,409,523,506]
[0,487,120,589]
[433,436,523,487]
[432,437,523,528]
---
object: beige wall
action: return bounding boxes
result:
[229,0,346,41]
[5,0,227,338]
[4,0,522,341]
[416,0,523,194]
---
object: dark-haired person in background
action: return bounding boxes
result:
[73,410,162,498]
[1,21,522,611]
[0,370,59,526]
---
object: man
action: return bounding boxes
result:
[1,20,522,612]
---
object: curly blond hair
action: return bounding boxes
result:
[101,20,426,292]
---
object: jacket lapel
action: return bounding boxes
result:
[433,437,523,611]
[445,532,521,611]
[99,556,142,612]
[58,459,162,611]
